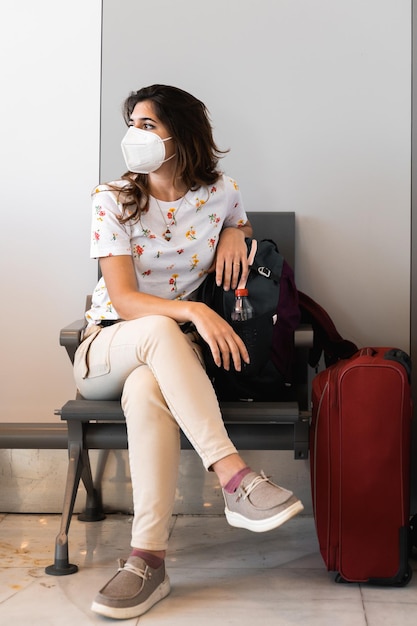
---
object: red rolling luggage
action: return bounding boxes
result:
[310,347,413,585]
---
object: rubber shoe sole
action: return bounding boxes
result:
[91,575,171,620]
[225,498,304,532]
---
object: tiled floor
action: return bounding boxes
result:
[1,512,417,625]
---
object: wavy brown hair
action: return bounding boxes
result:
[106,84,227,223]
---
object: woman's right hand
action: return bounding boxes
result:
[189,302,250,372]
[99,256,249,370]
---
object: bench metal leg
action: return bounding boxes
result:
[77,448,106,522]
[294,414,310,459]
[45,441,83,575]
[45,420,107,575]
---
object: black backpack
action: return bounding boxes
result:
[198,238,301,401]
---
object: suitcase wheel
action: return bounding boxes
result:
[334,573,348,584]
[335,565,413,587]
[396,564,413,587]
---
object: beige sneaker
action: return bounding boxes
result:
[223,470,304,532]
[91,556,170,619]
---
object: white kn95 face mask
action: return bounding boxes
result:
[121,126,174,173]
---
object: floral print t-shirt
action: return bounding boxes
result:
[86,174,247,323]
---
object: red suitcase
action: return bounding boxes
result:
[310,347,413,585]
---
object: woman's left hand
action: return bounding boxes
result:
[210,224,252,291]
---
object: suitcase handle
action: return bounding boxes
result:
[360,347,376,357]
[359,348,411,383]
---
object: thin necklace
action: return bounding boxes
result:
[154,195,187,241]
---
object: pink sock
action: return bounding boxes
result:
[130,549,164,569]
[224,467,252,493]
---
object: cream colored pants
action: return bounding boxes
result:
[73,315,237,550]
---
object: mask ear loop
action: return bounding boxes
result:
[160,136,176,165]
[236,239,257,290]
[161,153,176,165]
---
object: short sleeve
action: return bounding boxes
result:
[90,185,132,259]
[221,176,248,229]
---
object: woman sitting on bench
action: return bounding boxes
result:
[73,84,303,620]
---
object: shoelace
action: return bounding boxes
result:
[117,559,148,580]
[240,471,270,500]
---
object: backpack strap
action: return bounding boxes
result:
[298,290,358,368]
[237,238,283,290]
[247,238,283,283]
[237,239,258,290]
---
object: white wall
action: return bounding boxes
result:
[0,0,411,516]
[101,0,411,353]
[0,1,101,422]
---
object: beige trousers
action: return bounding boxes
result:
[73,315,237,550]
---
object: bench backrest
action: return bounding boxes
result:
[246,212,295,269]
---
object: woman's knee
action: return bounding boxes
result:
[122,364,159,397]
[115,315,185,351]
[121,365,179,431]
[137,315,184,338]
[124,316,195,363]
[122,364,171,416]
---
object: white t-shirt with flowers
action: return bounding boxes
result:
[86,174,247,323]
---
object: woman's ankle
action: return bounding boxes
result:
[212,453,248,487]
[223,467,252,493]
[130,549,165,569]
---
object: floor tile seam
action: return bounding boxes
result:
[0,579,38,603]
[0,565,61,570]
[1,564,323,569]
[361,598,417,606]
[0,565,116,572]
[171,513,315,519]
[164,565,335,573]
[169,515,179,538]
[172,514,226,519]
[15,564,326,572]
